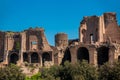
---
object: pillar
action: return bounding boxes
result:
[109,47,115,64]
[20,51,23,64]
[39,52,42,67]
[3,35,8,64]
[89,48,97,66]
[28,53,31,63]
[70,46,77,64]
[51,52,54,65]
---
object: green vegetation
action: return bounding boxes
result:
[40,61,98,80]
[0,61,120,80]
[25,72,41,80]
[15,41,20,50]
[99,62,120,80]
[0,64,25,80]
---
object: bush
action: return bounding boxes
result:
[1,61,120,80]
[0,64,25,80]
[71,61,98,80]
[25,72,41,80]
[99,62,120,80]
[40,60,98,80]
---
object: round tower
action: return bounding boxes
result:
[55,33,68,47]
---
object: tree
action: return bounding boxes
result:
[70,60,98,80]
[0,64,25,80]
[40,66,60,80]
[99,62,120,80]
[40,60,98,80]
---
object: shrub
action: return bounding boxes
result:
[0,64,25,80]
[40,60,98,80]
[99,62,120,80]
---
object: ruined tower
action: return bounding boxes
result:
[55,33,68,48]
[54,33,68,65]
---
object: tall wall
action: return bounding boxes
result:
[3,32,21,51]
[103,12,120,43]
[98,15,105,42]
[26,27,52,51]
[2,32,21,64]
[79,16,99,44]
[0,31,5,61]
[21,32,26,51]
[79,18,87,43]
[79,12,120,44]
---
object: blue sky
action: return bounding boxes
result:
[0,0,120,45]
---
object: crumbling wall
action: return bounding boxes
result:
[80,16,99,44]
[0,31,5,61]
[26,28,52,51]
[103,13,120,43]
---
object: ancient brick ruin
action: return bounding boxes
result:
[0,12,120,67]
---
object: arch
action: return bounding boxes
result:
[118,56,120,62]
[42,52,51,61]
[77,47,89,62]
[23,53,28,62]
[62,48,71,64]
[97,46,109,65]
[9,53,19,64]
[31,52,39,63]
[42,52,51,66]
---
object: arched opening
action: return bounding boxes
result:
[31,52,39,63]
[118,56,120,62]
[23,53,28,62]
[42,52,51,66]
[62,48,71,64]
[9,53,19,64]
[77,47,89,62]
[97,46,109,65]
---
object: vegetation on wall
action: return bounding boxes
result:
[15,41,20,50]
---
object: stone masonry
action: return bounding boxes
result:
[0,12,120,67]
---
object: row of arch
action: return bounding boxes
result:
[8,48,120,66]
[63,46,118,65]
[9,52,51,66]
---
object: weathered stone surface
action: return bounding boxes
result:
[0,12,120,67]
